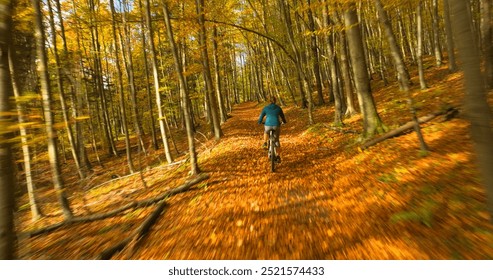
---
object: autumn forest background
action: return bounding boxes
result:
[1,0,493,259]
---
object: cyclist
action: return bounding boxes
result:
[257,96,287,163]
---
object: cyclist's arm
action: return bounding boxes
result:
[279,109,287,124]
[258,110,266,124]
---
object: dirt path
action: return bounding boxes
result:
[127,102,344,259]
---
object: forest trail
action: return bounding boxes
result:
[132,102,340,259]
[19,94,493,260]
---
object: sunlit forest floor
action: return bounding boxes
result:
[16,64,493,259]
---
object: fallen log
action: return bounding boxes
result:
[98,200,168,260]
[26,173,210,237]
[361,107,458,150]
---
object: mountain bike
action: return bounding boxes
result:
[266,127,279,172]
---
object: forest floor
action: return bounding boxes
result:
[15,64,493,260]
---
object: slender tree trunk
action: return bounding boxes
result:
[332,8,358,117]
[278,0,309,111]
[481,0,493,89]
[163,2,200,175]
[344,3,385,138]
[212,26,227,123]
[325,15,345,125]
[432,0,443,67]
[417,2,428,89]
[32,0,73,219]
[195,0,223,139]
[375,0,428,151]
[46,0,84,179]
[450,0,493,223]
[145,0,173,163]
[307,0,324,106]
[138,0,158,150]
[121,0,146,156]
[109,0,135,174]
[72,0,102,166]
[443,0,458,72]
[9,47,42,221]
[0,1,17,259]
[89,0,118,157]
[59,0,91,173]
[374,0,411,91]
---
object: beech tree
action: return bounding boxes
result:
[0,0,16,260]
[344,3,385,138]
[31,0,73,219]
[450,0,493,223]
[163,0,201,175]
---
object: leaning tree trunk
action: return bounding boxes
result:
[450,0,493,224]
[374,0,428,152]
[344,4,385,138]
[374,0,410,91]
[163,1,201,175]
[145,0,173,163]
[32,0,73,219]
[0,0,17,259]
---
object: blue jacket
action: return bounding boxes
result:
[258,103,287,126]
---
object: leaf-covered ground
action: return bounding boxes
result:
[16,66,493,259]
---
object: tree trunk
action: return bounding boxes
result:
[344,4,385,138]
[9,46,43,221]
[46,0,85,179]
[278,0,310,113]
[138,0,158,150]
[332,8,358,117]
[122,0,146,156]
[163,1,201,175]
[31,0,73,219]
[450,0,493,223]
[480,0,493,89]
[212,26,228,123]
[59,0,92,173]
[432,0,443,67]
[89,0,118,157]
[307,0,324,106]
[0,1,17,259]
[417,2,428,89]
[72,0,102,167]
[374,0,428,151]
[195,0,223,140]
[374,0,411,91]
[109,0,135,174]
[443,0,458,72]
[145,0,173,163]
